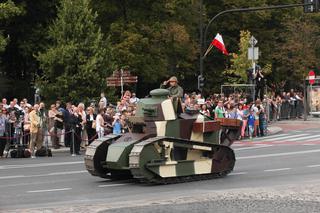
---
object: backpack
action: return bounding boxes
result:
[35,146,53,157]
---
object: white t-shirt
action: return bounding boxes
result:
[251,105,259,120]
[96,114,104,132]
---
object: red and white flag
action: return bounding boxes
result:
[204,33,229,57]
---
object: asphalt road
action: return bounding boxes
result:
[1,123,320,212]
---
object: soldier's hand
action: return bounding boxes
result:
[163,80,168,85]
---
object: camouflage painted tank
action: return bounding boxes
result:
[84,89,236,184]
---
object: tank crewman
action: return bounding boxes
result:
[160,76,183,99]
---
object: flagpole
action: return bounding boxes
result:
[203,44,213,58]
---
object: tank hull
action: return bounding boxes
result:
[129,136,235,184]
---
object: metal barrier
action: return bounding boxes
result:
[266,99,304,122]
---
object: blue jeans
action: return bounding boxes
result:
[249,125,254,138]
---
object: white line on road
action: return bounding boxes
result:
[234,145,273,151]
[307,164,320,168]
[27,188,72,193]
[0,161,83,170]
[264,134,308,142]
[237,149,320,160]
[0,170,87,180]
[305,137,320,142]
[253,133,289,141]
[284,135,320,142]
[264,168,291,172]
[0,175,24,180]
[98,183,128,187]
[49,170,87,175]
[228,172,248,176]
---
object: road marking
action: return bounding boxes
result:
[49,170,87,175]
[228,172,247,176]
[253,133,289,141]
[0,175,24,180]
[0,161,83,170]
[98,183,127,187]
[305,137,320,142]
[27,188,72,193]
[285,135,320,142]
[234,145,272,151]
[302,144,317,146]
[264,168,291,172]
[263,134,308,142]
[307,164,320,168]
[239,134,289,143]
[238,149,320,160]
[0,170,87,180]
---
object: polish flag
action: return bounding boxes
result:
[211,33,228,55]
[204,33,229,57]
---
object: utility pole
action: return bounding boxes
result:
[198,0,204,92]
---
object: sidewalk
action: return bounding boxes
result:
[268,116,320,133]
[267,125,283,136]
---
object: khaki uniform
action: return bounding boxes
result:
[160,84,184,113]
[160,84,183,99]
[29,110,43,154]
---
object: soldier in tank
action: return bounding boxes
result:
[160,76,183,99]
[161,76,184,113]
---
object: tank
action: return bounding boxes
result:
[84,89,237,184]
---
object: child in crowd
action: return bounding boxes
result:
[112,114,122,135]
[247,109,255,140]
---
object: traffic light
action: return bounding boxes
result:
[198,75,205,91]
[303,0,319,13]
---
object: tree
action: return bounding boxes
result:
[273,15,320,88]
[0,0,22,52]
[224,30,252,83]
[103,0,199,95]
[36,0,113,103]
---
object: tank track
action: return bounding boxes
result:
[84,134,121,178]
[129,137,235,184]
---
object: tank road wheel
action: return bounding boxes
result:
[84,135,120,178]
[129,139,163,183]
[220,128,239,146]
[211,145,236,177]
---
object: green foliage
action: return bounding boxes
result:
[274,15,320,84]
[36,0,114,103]
[224,30,252,83]
[1,0,320,101]
[0,0,22,52]
[107,1,199,86]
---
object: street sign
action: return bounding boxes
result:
[106,69,138,87]
[303,0,319,13]
[249,36,258,46]
[309,70,316,85]
[248,47,259,60]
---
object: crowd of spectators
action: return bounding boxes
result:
[0,91,140,158]
[0,88,303,158]
[180,89,304,139]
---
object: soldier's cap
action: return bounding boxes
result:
[169,76,178,82]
